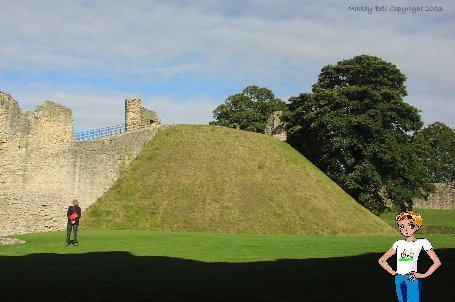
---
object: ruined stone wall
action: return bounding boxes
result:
[0,92,162,236]
[0,93,74,235]
[31,101,74,145]
[141,106,160,127]
[125,98,160,131]
[414,183,454,209]
[0,93,30,231]
[265,111,287,141]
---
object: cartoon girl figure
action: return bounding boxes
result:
[378,211,441,301]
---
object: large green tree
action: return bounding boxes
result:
[211,86,287,133]
[285,55,433,213]
[415,122,455,183]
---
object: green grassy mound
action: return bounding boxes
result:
[84,125,395,235]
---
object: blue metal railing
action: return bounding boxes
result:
[75,124,126,142]
[75,119,160,142]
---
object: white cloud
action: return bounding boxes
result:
[10,88,126,130]
[1,0,454,127]
[143,95,216,125]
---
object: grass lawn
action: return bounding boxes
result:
[1,231,453,301]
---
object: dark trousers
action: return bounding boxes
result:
[66,223,79,243]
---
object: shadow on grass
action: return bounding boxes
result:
[1,249,453,301]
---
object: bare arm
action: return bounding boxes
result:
[414,249,441,279]
[378,247,396,275]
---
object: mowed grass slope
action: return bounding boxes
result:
[84,125,395,235]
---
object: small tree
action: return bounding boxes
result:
[415,122,455,183]
[211,86,287,133]
[285,55,433,213]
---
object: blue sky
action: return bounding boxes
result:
[1,0,454,132]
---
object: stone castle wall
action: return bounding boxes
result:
[265,111,287,141]
[125,98,160,131]
[0,92,162,236]
[414,183,454,209]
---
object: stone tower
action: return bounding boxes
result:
[264,111,287,141]
[125,98,160,131]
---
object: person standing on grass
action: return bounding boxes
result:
[66,199,82,246]
[378,210,441,302]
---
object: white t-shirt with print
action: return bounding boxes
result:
[392,239,433,275]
